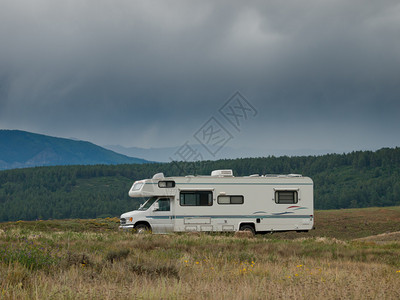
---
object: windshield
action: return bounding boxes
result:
[137,197,157,211]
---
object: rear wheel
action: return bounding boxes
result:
[135,224,151,234]
[240,225,255,236]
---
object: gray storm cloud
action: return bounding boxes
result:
[0,0,399,151]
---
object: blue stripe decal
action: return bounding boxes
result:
[146,215,311,219]
[144,182,312,186]
[271,212,294,215]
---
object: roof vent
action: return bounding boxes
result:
[288,174,302,177]
[152,173,165,180]
[211,170,234,177]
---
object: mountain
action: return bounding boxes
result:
[104,145,180,162]
[0,130,149,170]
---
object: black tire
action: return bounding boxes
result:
[135,224,151,234]
[240,225,255,236]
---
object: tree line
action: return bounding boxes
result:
[0,147,400,221]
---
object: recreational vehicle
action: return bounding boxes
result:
[119,170,314,234]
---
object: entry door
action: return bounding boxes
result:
[150,198,174,233]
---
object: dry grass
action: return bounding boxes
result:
[275,206,400,240]
[355,231,400,243]
[1,208,400,299]
[0,229,400,299]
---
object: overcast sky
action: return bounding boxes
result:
[1,0,399,157]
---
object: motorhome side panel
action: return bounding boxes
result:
[171,177,313,233]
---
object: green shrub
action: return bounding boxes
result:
[0,241,58,270]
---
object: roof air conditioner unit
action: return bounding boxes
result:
[211,170,234,177]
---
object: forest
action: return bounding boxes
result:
[0,147,400,221]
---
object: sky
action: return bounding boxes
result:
[1,0,400,158]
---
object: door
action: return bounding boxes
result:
[149,197,174,233]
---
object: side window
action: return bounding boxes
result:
[132,182,144,191]
[275,191,298,204]
[158,181,175,188]
[157,198,170,211]
[218,195,244,205]
[180,191,213,206]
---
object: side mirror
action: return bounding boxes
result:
[153,202,159,211]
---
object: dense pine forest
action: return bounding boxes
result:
[1,147,400,222]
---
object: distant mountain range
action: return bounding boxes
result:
[104,144,338,163]
[0,130,149,170]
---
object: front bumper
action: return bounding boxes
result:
[119,225,135,231]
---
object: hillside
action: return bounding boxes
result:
[0,130,149,169]
[0,147,400,221]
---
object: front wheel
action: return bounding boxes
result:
[135,224,152,234]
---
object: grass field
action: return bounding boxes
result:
[1,207,400,299]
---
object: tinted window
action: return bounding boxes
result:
[180,191,213,206]
[158,181,175,188]
[217,195,244,205]
[275,191,298,204]
[157,198,170,211]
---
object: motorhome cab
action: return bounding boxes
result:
[119,170,314,234]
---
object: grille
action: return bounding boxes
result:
[120,218,126,225]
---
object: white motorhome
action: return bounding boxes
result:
[119,170,314,234]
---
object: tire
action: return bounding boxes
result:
[135,224,151,234]
[240,225,255,236]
